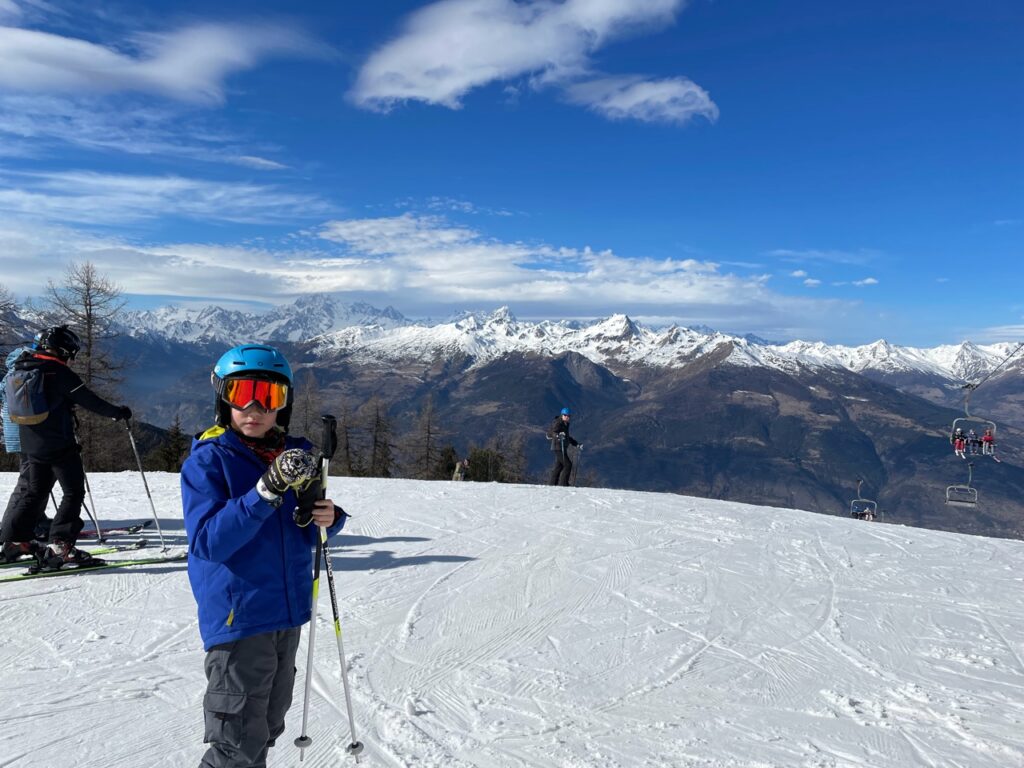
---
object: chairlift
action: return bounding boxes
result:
[949,385,996,455]
[945,461,978,507]
[849,479,879,521]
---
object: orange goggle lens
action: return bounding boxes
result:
[222,378,289,411]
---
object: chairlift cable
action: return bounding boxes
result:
[962,341,1024,394]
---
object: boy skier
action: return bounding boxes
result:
[181,344,347,768]
[0,325,131,568]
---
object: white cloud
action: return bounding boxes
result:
[803,278,821,287]
[349,0,715,125]
[0,169,332,225]
[563,75,717,125]
[790,270,807,278]
[853,277,878,287]
[313,214,846,335]
[0,213,857,341]
[0,22,323,104]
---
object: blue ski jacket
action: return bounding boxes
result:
[181,426,346,650]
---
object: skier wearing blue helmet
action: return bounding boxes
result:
[181,343,348,767]
[547,406,581,485]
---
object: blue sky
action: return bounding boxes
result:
[0,0,1020,345]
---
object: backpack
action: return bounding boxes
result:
[5,366,49,425]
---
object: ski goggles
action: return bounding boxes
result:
[221,377,289,412]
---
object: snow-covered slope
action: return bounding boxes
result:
[1,473,1022,767]
[119,295,1019,383]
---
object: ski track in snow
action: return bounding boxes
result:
[0,473,1023,767]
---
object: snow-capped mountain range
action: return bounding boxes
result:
[121,294,407,344]
[119,294,1019,384]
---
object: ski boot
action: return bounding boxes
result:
[1,540,42,564]
[35,540,103,572]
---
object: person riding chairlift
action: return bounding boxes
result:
[953,428,966,459]
[982,427,996,456]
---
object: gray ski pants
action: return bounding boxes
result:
[199,627,301,768]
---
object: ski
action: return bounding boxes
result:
[0,541,149,569]
[0,553,186,582]
[78,520,154,539]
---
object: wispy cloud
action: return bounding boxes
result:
[396,196,516,217]
[350,0,715,126]
[0,21,324,104]
[0,169,332,225]
[973,324,1024,343]
[993,218,1021,227]
[790,270,807,278]
[769,248,879,266]
[852,277,878,287]
[0,0,21,21]
[235,155,288,171]
[0,94,289,167]
[563,75,717,125]
[803,278,821,288]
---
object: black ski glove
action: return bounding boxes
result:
[294,496,348,529]
[257,448,322,502]
[293,481,322,527]
[116,406,132,422]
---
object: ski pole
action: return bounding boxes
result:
[123,421,167,551]
[68,417,103,544]
[71,422,104,542]
[80,468,104,541]
[294,526,323,762]
[571,445,583,487]
[317,415,363,760]
[320,525,363,760]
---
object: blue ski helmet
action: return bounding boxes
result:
[560,407,571,416]
[211,344,294,428]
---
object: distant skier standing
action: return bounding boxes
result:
[181,344,347,768]
[547,407,581,486]
[0,326,131,568]
[452,458,469,481]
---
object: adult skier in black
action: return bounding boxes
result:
[547,407,581,486]
[0,325,131,569]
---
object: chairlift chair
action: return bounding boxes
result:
[950,384,997,455]
[950,417,996,444]
[945,462,978,507]
[849,480,879,521]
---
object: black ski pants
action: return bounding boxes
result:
[199,628,301,768]
[1,449,84,544]
[549,453,573,486]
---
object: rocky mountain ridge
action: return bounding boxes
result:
[118,294,1023,389]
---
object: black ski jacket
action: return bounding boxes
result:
[547,417,578,452]
[13,352,123,459]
